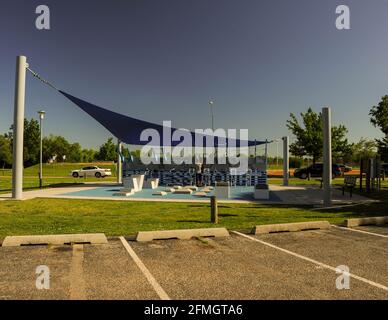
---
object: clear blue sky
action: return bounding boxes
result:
[1,0,387,155]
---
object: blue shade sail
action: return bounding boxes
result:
[60,90,265,147]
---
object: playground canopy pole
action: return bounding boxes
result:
[12,56,27,200]
[117,139,122,184]
[282,136,289,186]
[322,107,332,207]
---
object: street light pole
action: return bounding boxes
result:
[38,110,45,188]
[208,100,214,131]
[208,100,215,166]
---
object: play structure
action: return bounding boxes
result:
[359,157,384,193]
[118,156,269,199]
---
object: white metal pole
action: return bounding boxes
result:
[12,56,27,200]
[322,107,332,206]
[282,136,289,186]
[39,116,43,188]
[264,139,268,184]
[117,139,122,184]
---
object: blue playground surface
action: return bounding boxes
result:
[62,186,278,202]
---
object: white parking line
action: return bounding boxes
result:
[119,237,170,300]
[231,231,388,292]
[331,225,388,238]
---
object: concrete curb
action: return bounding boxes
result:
[136,228,230,242]
[2,233,108,247]
[251,221,330,235]
[344,216,388,228]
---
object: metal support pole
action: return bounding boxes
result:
[322,107,332,207]
[117,139,122,184]
[210,196,218,223]
[264,139,268,185]
[359,158,363,192]
[12,56,27,200]
[39,116,43,188]
[282,136,289,186]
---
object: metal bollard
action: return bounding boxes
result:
[210,195,218,224]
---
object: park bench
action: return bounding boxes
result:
[341,175,357,198]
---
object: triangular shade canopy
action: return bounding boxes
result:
[60,90,265,147]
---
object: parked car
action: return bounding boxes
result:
[71,166,112,178]
[294,163,342,179]
[338,164,352,173]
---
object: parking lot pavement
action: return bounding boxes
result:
[82,239,159,300]
[353,225,388,236]
[0,240,159,300]
[254,227,388,289]
[1,229,387,300]
[0,245,73,299]
[129,234,388,300]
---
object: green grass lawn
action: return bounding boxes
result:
[0,176,113,194]
[1,162,118,177]
[0,172,386,238]
[0,190,387,238]
[0,163,117,194]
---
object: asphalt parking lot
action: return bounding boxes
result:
[0,225,387,300]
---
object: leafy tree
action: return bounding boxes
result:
[42,135,71,162]
[332,126,353,163]
[0,134,12,168]
[8,118,40,167]
[96,138,117,161]
[370,96,388,161]
[350,138,377,163]
[287,108,351,163]
[289,156,303,169]
[81,149,96,162]
[130,149,141,159]
[67,142,82,162]
[121,146,130,159]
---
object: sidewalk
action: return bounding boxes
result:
[0,183,374,206]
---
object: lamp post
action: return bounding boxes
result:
[38,110,45,188]
[209,100,215,131]
[209,100,215,165]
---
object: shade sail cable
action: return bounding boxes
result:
[27,67,59,91]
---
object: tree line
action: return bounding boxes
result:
[286,95,388,164]
[0,118,131,168]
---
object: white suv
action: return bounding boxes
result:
[71,166,112,178]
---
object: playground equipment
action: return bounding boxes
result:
[359,157,383,192]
